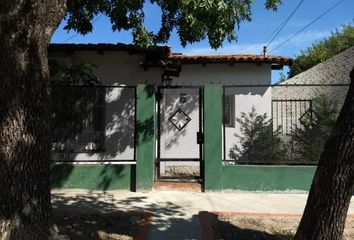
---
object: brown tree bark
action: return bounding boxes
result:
[0,1,66,239]
[295,67,354,240]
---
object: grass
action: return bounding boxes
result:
[211,215,354,240]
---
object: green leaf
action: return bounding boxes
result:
[64,0,282,49]
[289,24,354,78]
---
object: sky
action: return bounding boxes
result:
[51,0,354,83]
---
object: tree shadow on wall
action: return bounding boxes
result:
[144,84,155,98]
[136,117,154,144]
[159,88,199,151]
[50,87,138,191]
[135,85,155,144]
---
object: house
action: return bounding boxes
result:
[49,43,315,192]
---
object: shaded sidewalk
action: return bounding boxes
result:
[52,190,354,240]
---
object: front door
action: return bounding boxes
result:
[157,86,203,181]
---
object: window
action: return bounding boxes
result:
[223,95,235,128]
[51,87,105,153]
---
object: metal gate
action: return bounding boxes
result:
[156,86,203,181]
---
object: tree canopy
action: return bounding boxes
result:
[289,24,354,78]
[64,0,281,49]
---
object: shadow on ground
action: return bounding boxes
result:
[54,212,141,240]
[52,192,200,239]
[210,212,294,240]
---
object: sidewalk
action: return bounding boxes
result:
[51,189,354,239]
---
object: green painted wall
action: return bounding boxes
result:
[50,165,134,190]
[203,85,223,191]
[136,85,156,191]
[221,165,316,191]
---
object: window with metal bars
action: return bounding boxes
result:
[51,87,105,153]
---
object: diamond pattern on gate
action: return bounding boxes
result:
[168,108,191,131]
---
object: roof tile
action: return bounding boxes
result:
[169,54,292,65]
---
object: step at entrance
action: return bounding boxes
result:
[154,181,203,192]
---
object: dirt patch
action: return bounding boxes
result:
[211,215,354,240]
[54,212,144,240]
[163,166,200,177]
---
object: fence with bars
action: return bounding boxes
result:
[272,99,313,135]
[49,83,349,166]
[223,83,349,165]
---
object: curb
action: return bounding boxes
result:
[199,211,214,240]
[211,211,354,219]
[213,211,303,218]
[136,211,154,240]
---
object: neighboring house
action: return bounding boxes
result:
[49,43,318,192]
[272,46,353,134]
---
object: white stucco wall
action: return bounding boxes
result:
[224,86,272,160]
[50,51,162,86]
[50,51,271,86]
[171,63,270,86]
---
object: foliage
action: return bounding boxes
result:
[276,72,287,84]
[290,94,340,163]
[64,0,281,48]
[229,106,286,163]
[50,61,101,86]
[289,24,354,78]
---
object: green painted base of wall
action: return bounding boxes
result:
[221,165,316,191]
[50,165,135,191]
[51,164,316,192]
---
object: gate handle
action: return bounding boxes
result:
[197,132,204,144]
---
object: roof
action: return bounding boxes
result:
[169,54,293,66]
[49,43,171,57]
[48,43,292,66]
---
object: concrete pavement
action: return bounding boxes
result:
[51,189,354,240]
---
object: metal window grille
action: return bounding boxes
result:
[51,86,105,153]
[223,95,235,128]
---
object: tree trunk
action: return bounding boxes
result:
[0,1,66,239]
[295,67,354,240]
